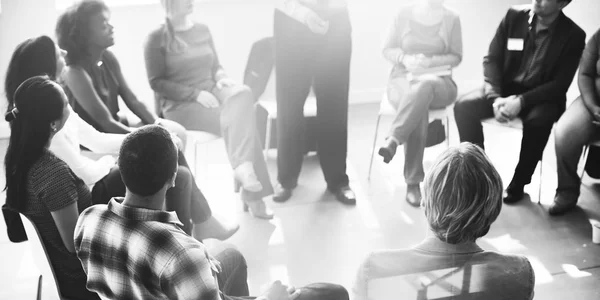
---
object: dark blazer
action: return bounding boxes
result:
[483,5,586,111]
[354,237,535,300]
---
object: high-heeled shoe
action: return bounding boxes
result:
[378,138,398,164]
[192,216,240,241]
[234,162,263,192]
[243,199,274,220]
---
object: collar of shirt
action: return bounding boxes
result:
[107,198,184,227]
[414,237,484,255]
[528,12,559,35]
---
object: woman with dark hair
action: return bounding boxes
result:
[143,0,274,219]
[4,75,99,299]
[4,36,238,241]
[4,36,64,110]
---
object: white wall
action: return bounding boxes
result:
[1,0,600,111]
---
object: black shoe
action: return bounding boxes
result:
[406,184,421,207]
[331,185,356,205]
[502,187,524,204]
[273,186,293,203]
[378,138,398,164]
[549,194,578,216]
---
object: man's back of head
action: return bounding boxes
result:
[118,125,178,199]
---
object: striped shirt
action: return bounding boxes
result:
[74,198,222,300]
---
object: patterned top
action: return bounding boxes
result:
[74,198,222,300]
[21,149,95,298]
[513,13,557,87]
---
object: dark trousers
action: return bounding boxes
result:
[273,9,352,190]
[555,97,600,204]
[91,151,211,234]
[454,85,562,188]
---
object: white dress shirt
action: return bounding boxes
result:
[49,105,126,186]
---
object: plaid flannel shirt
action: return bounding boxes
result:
[74,198,222,300]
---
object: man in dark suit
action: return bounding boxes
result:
[454,0,585,204]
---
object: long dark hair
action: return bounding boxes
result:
[4,76,66,210]
[4,36,58,111]
[56,0,109,66]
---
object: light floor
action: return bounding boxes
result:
[1,103,599,299]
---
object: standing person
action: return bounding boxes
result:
[4,35,238,241]
[377,0,463,207]
[453,0,585,204]
[144,0,274,219]
[551,27,600,215]
[4,75,99,299]
[273,0,355,205]
[74,125,350,300]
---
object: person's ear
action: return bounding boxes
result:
[49,120,59,134]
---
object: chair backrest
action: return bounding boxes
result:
[19,213,68,300]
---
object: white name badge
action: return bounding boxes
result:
[507,38,524,51]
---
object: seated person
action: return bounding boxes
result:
[4,75,99,299]
[4,35,238,241]
[144,0,273,219]
[552,27,600,215]
[55,1,187,143]
[453,0,585,204]
[74,125,349,300]
[377,0,462,207]
[353,143,535,300]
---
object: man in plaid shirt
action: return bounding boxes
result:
[74,125,348,300]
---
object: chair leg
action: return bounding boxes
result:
[264,116,273,160]
[538,158,543,204]
[37,275,42,300]
[193,140,199,177]
[580,145,589,179]
[445,116,450,147]
[368,115,383,181]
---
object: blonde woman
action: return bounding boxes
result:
[377,0,462,207]
[354,143,535,300]
[144,0,274,219]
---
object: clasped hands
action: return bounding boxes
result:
[256,280,302,300]
[195,78,236,108]
[493,95,522,123]
[401,54,432,71]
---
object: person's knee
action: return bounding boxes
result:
[175,165,192,188]
[220,246,248,271]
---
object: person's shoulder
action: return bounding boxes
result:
[442,5,460,19]
[146,24,167,46]
[33,150,70,174]
[479,251,533,274]
[193,22,210,33]
[508,4,531,15]
[560,13,586,39]
[102,50,120,66]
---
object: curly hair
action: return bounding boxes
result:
[56,0,109,66]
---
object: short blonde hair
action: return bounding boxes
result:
[423,143,503,244]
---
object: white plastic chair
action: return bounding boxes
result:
[20,212,76,300]
[481,118,545,204]
[367,94,452,180]
[186,130,220,177]
[580,139,600,179]
[257,69,318,160]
